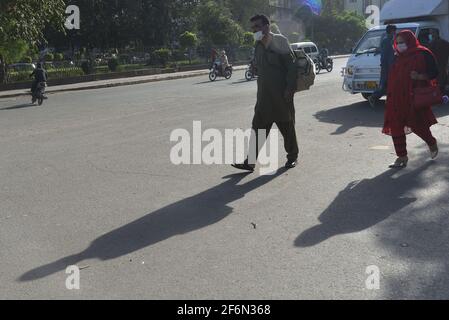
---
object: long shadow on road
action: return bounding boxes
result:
[295,148,449,298]
[314,101,385,135]
[0,103,35,111]
[19,169,287,282]
[295,162,430,247]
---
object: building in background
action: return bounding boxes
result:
[344,0,390,16]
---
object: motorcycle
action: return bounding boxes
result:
[314,56,334,74]
[209,63,233,81]
[245,61,258,81]
[31,82,47,106]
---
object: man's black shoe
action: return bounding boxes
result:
[232,162,255,172]
[285,159,298,169]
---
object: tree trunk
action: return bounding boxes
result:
[0,55,6,84]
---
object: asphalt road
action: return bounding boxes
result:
[2,59,449,299]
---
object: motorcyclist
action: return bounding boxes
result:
[318,47,329,66]
[219,50,230,75]
[30,62,48,98]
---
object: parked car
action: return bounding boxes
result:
[290,42,320,60]
[8,63,36,73]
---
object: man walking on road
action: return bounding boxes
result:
[232,14,299,172]
[369,24,397,107]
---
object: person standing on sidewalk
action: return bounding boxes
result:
[383,30,439,168]
[428,29,449,94]
[232,14,298,172]
[369,25,397,107]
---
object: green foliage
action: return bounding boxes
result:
[8,67,84,83]
[22,56,33,63]
[153,48,171,66]
[54,53,64,61]
[179,31,198,49]
[44,53,54,61]
[0,0,65,45]
[0,40,29,63]
[295,8,367,54]
[243,32,255,47]
[195,1,243,47]
[225,0,274,30]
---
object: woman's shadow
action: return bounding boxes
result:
[295,162,433,247]
[19,169,287,282]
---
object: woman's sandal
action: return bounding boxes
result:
[389,157,409,169]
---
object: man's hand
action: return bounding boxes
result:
[284,89,295,103]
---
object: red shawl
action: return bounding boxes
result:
[383,30,438,136]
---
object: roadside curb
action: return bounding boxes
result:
[0,65,248,99]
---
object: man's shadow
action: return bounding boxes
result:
[295,163,433,247]
[19,169,287,282]
[0,103,35,111]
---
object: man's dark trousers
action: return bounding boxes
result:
[249,116,299,163]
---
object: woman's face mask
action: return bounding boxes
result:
[397,43,408,53]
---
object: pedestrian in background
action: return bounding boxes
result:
[383,30,439,169]
[428,29,449,94]
[369,24,397,107]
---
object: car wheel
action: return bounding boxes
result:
[362,93,372,100]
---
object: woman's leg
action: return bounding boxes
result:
[413,126,438,159]
[392,135,408,157]
[413,126,437,147]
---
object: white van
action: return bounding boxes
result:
[291,42,320,60]
[342,0,449,100]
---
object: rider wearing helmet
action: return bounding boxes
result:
[30,62,48,96]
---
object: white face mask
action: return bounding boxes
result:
[397,43,408,53]
[253,31,264,41]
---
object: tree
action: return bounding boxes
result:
[225,0,274,30]
[313,11,367,54]
[179,31,198,64]
[0,0,65,83]
[195,0,243,47]
[243,32,255,47]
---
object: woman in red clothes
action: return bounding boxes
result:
[383,30,440,168]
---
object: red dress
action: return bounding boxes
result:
[383,35,438,136]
